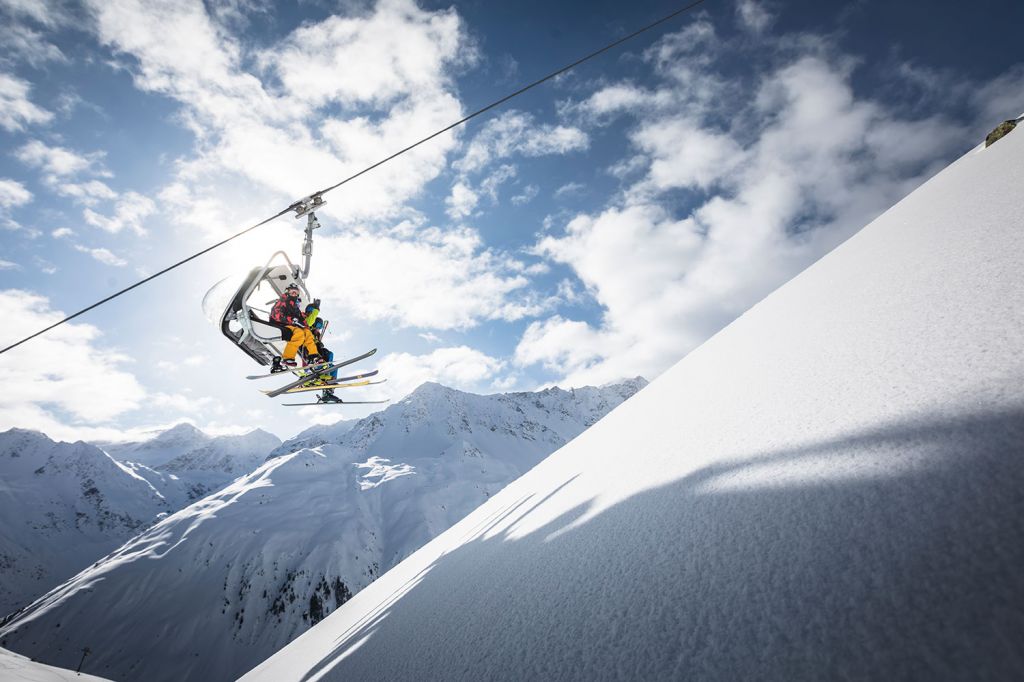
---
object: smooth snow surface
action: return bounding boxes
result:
[244,134,1024,681]
[0,647,111,682]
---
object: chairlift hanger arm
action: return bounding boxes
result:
[291,194,325,280]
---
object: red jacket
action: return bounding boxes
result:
[270,294,304,326]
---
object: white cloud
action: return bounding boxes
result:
[418,332,442,344]
[479,164,517,201]
[74,244,128,267]
[13,141,130,216]
[85,0,472,232]
[0,289,146,439]
[510,184,539,206]
[554,181,585,199]
[268,0,468,107]
[0,178,32,208]
[0,259,19,270]
[51,227,73,238]
[15,139,105,177]
[520,25,994,387]
[33,256,56,274]
[0,0,68,28]
[455,110,589,174]
[57,179,118,206]
[445,181,478,219]
[632,119,745,191]
[83,192,155,235]
[736,0,774,34]
[151,392,215,413]
[0,21,67,66]
[0,72,52,131]
[377,345,504,401]
[0,178,32,232]
[308,225,534,330]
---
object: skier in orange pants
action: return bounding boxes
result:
[269,284,321,370]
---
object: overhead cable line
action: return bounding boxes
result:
[0,0,709,357]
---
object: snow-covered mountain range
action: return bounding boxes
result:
[0,425,281,618]
[237,125,1024,680]
[0,379,645,681]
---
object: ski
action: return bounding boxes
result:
[281,399,391,407]
[327,369,379,384]
[273,379,387,395]
[259,370,381,395]
[263,349,377,398]
[245,360,334,380]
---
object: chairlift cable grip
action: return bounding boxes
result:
[293,194,325,280]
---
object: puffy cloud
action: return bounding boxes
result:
[0,178,32,208]
[736,0,774,34]
[0,289,146,438]
[83,192,155,235]
[268,0,468,107]
[14,140,101,177]
[0,24,66,66]
[56,180,118,206]
[73,244,128,267]
[85,0,472,230]
[0,259,19,270]
[0,178,32,232]
[307,225,536,330]
[519,23,1003,387]
[0,0,69,28]
[377,345,505,401]
[455,110,589,174]
[0,73,52,131]
[510,184,538,206]
[14,139,118,211]
[445,181,478,220]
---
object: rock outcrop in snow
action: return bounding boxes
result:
[239,128,1024,680]
[0,379,646,682]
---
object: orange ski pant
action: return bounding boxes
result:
[283,326,319,360]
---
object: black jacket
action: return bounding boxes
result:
[270,294,304,326]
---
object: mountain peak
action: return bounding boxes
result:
[158,422,205,439]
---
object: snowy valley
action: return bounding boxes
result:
[0,424,281,618]
[0,379,644,681]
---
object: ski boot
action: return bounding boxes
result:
[318,388,342,404]
[270,357,287,373]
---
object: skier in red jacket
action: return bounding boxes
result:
[269,284,321,370]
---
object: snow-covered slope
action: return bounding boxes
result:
[0,647,112,682]
[0,380,645,682]
[158,429,280,476]
[0,425,282,619]
[268,419,359,459]
[0,429,172,618]
[102,426,282,506]
[242,133,1024,680]
[98,422,209,468]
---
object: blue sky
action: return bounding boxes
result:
[1,0,1022,441]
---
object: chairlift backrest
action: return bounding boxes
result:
[215,251,317,366]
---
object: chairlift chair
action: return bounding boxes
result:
[203,196,325,368]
